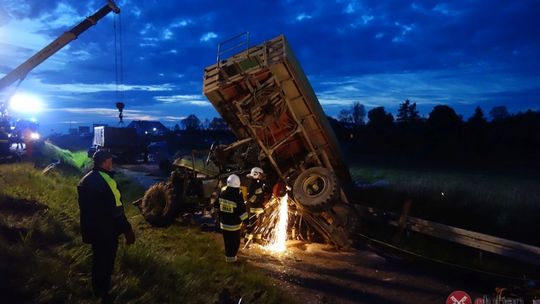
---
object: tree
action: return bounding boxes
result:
[338,109,353,124]
[367,107,394,128]
[489,106,510,122]
[396,99,420,124]
[173,123,180,132]
[339,102,366,126]
[351,102,366,125]
[181,114,201,130]
[467,106,487,125]
[427,105,462,131]
[208,117,228,131]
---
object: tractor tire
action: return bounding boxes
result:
[140,182,178,227]
[293,166,339,212]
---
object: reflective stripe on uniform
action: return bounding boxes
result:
[249,195,257,203]
[250,208,264,214]
[220,222,242,231]
[98,171,122,207]
[239,212,248,221]
[255,188,263,194]
[0,139,8,143]
[219,198,237,213]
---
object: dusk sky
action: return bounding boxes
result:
[1,0,539,134]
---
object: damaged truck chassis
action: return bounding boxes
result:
[138,34,357,248]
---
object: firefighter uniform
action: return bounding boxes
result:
[246,178,269,241]
[77,156,133,299]
[217,184,248,262]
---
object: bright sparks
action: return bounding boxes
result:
[266,194,289,253]
[9,93,43,113]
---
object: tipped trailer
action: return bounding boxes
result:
[137,34,356,247]
[201,34,356,247]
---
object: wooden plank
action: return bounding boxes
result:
[356,205,540,266]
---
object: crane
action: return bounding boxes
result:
[0,0,121,118]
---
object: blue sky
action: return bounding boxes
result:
[0,0,539,134]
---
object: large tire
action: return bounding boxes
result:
[293,167,339,212]
[141,182,177,227]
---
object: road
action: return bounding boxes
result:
[237,241,496,304]
[120,165,508,304]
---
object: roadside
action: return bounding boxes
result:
[0,163,287,303]
[236,240,494,304]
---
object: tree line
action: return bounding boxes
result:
[329,101,540,168]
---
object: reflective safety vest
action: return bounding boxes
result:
[98,171,122,207]
[218,186,248,231]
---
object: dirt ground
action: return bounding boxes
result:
[233,240,492,304]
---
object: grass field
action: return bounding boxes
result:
[0,163,288,303]
[348,162,540,246]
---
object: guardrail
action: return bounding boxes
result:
[356,205,540,266]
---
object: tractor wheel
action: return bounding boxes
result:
[292,166,339,212]
[141,182,178,227]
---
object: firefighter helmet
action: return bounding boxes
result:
[246,167,264,179]
[226,174,241,188]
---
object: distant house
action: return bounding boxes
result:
[127,120,169,136]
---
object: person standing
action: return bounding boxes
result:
[245,167,269,243]
[216,174,248,262]
[77,150,135,303]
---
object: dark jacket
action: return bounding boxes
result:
[247,179,269,214]
[77,168,132,243]
[216,186,248,231]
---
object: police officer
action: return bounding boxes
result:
[77,150,135,303]
[216,174,248,262]
[245,167,269,243]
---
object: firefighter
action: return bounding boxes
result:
[77,150,135,303]
[217,174,248,262]
[245,167,269,243]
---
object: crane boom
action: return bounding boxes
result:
[0,0,120,90]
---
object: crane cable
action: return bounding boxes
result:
[113,11,124,124]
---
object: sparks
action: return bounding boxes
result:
[266,194,289,253]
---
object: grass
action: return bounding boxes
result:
[349,162,540,246]
[0,163,289,303]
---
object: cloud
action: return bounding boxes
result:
[51,107,163,121]
[312,67,540,113]
[19,77,176,94]
[200,32,217,42]
[171,19,192,27]
[154,94,210,106]
[344,1,360,14]
[296,13,312,21]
